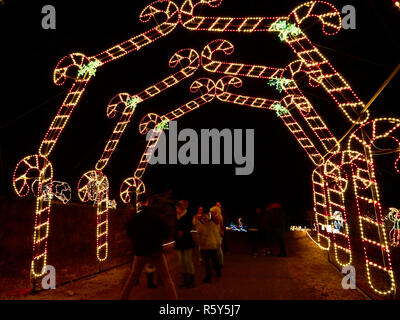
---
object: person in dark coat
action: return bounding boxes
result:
[265,202,287,257]
[120,194,178,300]
[174,200,196,289]
[246,207,262,257]
[258,207,272,256]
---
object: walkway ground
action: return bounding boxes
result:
[8,231,367,300]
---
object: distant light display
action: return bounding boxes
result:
[228,218,247,232]
[385,208,400,246]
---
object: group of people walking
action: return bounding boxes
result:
[120,194,229,300]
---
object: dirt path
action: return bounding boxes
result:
[10,231,367,300]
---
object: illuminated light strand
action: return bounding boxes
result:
[228,218,247,232]
[96,48,200,171]
[284,3,368,124]
[120,78,216,212]
[346,119,399,295]
[348,118,400,174]
[215,76,325,166]
[13,0,180,279]
[290,226,312,231]
[77,170,109,261]
[94,1,179,64]
[37,180,71,204]
[201,38,340,156]
[322,152,353,267]
[305,229,330,250]
[286,1,342,36]
[312,166,331,249]
[214,76,278,110]
[284,43,369,124]
[201,39,340,158]
[13,0,397,295]
[13,155,53,278]
[353,151,394,295]
[180,0,286,32]
[40,0,180,159]
[281,60,341,155]
[200,37,342,158]
[201,39,283,79]
[187,1,367,124]
[200,38,340,162]
[180,1,341,35]
[351,162,396,295]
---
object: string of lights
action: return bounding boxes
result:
[120,78,216,212]
[11,0,399,297]
[98,48,200,170]
[12,0,180,280]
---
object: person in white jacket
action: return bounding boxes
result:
[210,205,224,268]
[193,207,222,283]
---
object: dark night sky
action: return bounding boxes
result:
[0,0,399,223]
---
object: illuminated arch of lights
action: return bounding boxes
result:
[12,0,398,296]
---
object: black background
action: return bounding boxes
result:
[0,0,399,224]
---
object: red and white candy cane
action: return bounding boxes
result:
[202,39,340,160]
[39,0,180,159]
[96,48,200,171]
[280,60,340,155]
[13,0,180,279]
[77,49,199,263]
[201,39,283,79]
[322,151,354,266]
[312,165,331,250]
[349,152,395,295]
[348,118,400,174]
[120,78,216,212]
[182,1,368,124]
[180,1,338,34]
[347,118,400,295]
[215,76,324,166]
[77,170,110,262]
[12,155,53,278]
[215,76,278,110]
[180,0,285,32]
[283,2,368,124]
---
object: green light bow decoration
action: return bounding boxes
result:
[271,102,289,117]
[77,60,102,77]
[156,119,170,131]
[270,18,302,41]
[125,96,142,111]
[268,77,292,93]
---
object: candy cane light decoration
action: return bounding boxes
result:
[12,1,399,297]
[13,0,180,280]
[77,48,200,262]
[120,77,216,212]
